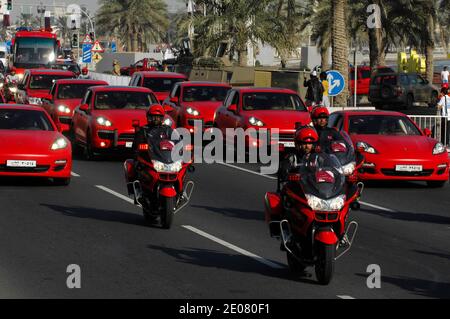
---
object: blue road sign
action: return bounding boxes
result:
[111,41,117,53]
[82,44,93,63]
[326,70,346,97]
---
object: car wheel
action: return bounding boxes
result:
[406,94,414,110]
[53,178,71,186]
[427,181,446,188]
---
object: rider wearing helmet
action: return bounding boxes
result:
[278,126,319,184]
[311,106,342,149]
[79,67,91,79]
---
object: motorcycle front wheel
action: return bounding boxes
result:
[315,243,335,285]
[161,197,175,229]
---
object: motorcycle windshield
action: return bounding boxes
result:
[323,131,355,166]
[146,128,182,164]
[300,153,345,200]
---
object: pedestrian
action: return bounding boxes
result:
[441,66,449,85]
[437,87,450,146]
[320,71,330,107]
[304,70,324,107]
[112,59,121,76]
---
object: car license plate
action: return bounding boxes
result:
[6,160,37,168]
[279,141,295,148]
[125,142,133,148]
[395,165,423,172]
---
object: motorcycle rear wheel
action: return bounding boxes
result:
[315,243,335,285]
[161,197,175,229]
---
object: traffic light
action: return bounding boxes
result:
[7,0,12,11]
[71,33,79,48]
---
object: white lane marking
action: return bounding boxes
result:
[95,185,135,205]
[337,295,356,299]
[182,225,284,269]
[217,162,277,180]
[360,201,396,213]
[71,172,80,177]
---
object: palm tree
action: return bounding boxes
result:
[332,0,349,107]
[437,0,450,56]
[96,0,169,52]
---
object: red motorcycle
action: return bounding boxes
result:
[124,125,194,229]
[265,152,362,285]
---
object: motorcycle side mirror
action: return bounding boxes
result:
[79,104,89,112]
[423,128,432,137]
[170,96,179,104]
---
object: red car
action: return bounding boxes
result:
[72,86,175,159]
[214,87,311,150]
[0,104,72,185]
[329,110,449,187]
[349,66,394,96]
[129,71,187,104]
[121,58,159,76]
[162,81,232,133]
[15,69,75,106]
[41,79,108,134]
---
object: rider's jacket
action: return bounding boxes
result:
[278,150,314,184]
[133,124,174,161]
[316,126,343,149]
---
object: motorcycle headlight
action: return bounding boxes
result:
[342,162,356,176]
[164,117,173,127]
[187,107,200,116]
[152,160,183,173]
[58,105,71,114]
[9,87,18,93]
[356,141,377,154]
[0,83,4,89]
[29,97,42,105]
[97,117,112,127]
[433,143,446,155]
[305,194,346,212]
[249,116,265,127]
[51,137,68,150]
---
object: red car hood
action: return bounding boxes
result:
[351,135,437,157]
[0,130,62,155]
[55,98,82,111]
[92,109,147,130]
[182,101,223,121]
[244,110,311,130]
[28,89,51,98]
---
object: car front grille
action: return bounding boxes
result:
[119,133,135,141]
[381,169,434,177]
[0,165,50,173]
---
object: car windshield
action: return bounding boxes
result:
[348,115,422,136]
[52,63,80,74]
[14,37,57,67]
[182,86,230,102]
[242,92,307,111]
[94,91,157,110]
[143,77,185,92]
[0,109,53,131]
[57,84,100,99]
[30,75,73,90]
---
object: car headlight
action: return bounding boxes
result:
[356,141,377,154]
[249,116,265,127]
[17,73,24,81]
[187,107,200,116]
[29,97,42,105]
[58,105,71,114]
[305,194,346,212]
[342,162,356,176]
[164,117,173,127]
[433,142,446,155]
[51,137,68,150]
[97,117,112,127]
[9,87,18,93]
[152,160,183,173]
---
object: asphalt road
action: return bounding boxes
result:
[0,155,449,299]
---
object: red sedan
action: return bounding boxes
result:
[329,110,449,187]
[41,79,108,134]
[162,81,231,133]
[72,86,175,159]
[0,104,72,185]
[129,71,187,104]
[214,87,311,150]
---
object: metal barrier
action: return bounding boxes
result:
[409,115,449,146]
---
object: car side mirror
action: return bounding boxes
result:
[79,104,89,112]
[423,128,432,137]
[228,104,238,113]
[164,104,174,112]
[170,96,179,104]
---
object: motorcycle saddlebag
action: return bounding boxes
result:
[264,192,282,223]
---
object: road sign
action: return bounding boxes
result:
[82,34,93,44]
[82,44,93,63]
[92,52,103,64]
[326,70,346,97]
[111,41,117,53]
[91,40,104,53]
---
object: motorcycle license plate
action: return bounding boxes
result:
[125,142,133,148]
[395,165,423,172]
[6,160,37,168]
[279,141,295,148]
